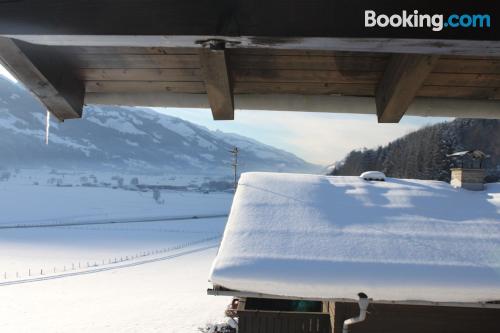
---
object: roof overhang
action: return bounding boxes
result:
[207,287,500,309]
[1,1,499,122]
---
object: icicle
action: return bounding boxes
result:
[45,110,50,145]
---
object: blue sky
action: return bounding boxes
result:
[0,64,450,166]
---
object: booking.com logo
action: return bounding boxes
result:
[365,10,491,31]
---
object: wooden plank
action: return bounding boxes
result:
[426,73,500,87]
[435,58,500,74]
[74,54,200,69]
[81,68,382,84]
[418,85,500,100]
[73,52,500,75]
[82,77,499,100]
[81,68,379,84]
[229,54,388,71]
[233,82,374,96]
[199,47,234,120]
[248,312,257,333]
[85,80,500,99]
[79,68,201,81]
[10,35,500,57]
[274,313,282,333]
[229,49,389,58]
[333,301,500,333]
[281,312,289,333]
[238,312,249,333]
[321,315,331,333]
[85,79,376,96]
[0,37,83,121]
[265,314,274,333]
[232,69,381,84]
[85,81,205,94]
[376,54,439,123]
[59,46,198,55]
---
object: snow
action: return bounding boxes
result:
[201,153,215,161]
[157,117,196,137]
[213,131,280,160]
[174,154,204,169]
[0,222,229,332]
[359,171,385,181]
[0,109,98,155]
[0,182,233,332]
[196,137,217,151]
[86,112,147,136]
[0,183,232,225]
[123,158,157,171]
[0,110,31,129]
[125,139,139,147]
[46,135,99,156]
[210,172,500,303]
[152,113,219,152]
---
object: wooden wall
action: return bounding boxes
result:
[330,301,500,333]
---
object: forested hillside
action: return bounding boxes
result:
[329,119,500,182]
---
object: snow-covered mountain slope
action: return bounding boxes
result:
[0,77,318,174]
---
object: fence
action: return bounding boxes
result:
[1,234,222,282]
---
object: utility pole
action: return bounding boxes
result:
[229,147,239,192]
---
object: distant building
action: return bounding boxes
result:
[447,150,489,190]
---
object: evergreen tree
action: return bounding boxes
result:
[329,119,500,182]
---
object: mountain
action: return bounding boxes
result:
[0,77,317,174]
[329,118,500,182]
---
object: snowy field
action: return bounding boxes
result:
[1,168,219,188]
[0,182,233,332]
[0,181,232,226]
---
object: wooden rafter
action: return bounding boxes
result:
[376,54,439,123]
[1,40,500,122]
[0,37,83,121]
[199,45,234,120]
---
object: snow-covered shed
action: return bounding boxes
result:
[209,172,500,333]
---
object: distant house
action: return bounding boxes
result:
[208,171,500,333]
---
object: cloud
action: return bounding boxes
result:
[152,107,449,166]
[230,112,423,165]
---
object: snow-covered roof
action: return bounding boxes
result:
[210,172,500,303]
[447,150,489,159]
[359,171,386,181]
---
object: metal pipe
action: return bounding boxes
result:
[342,293,370,333]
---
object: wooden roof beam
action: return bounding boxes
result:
[199,41,234,120]
[376,54,439,123]
[0,37,84,121]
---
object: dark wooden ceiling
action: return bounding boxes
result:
[57,46,500,100]
[2,39,499,123]
[0,0,499,123]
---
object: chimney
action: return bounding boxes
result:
[450,168,485,191]
[447,150,488,191]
